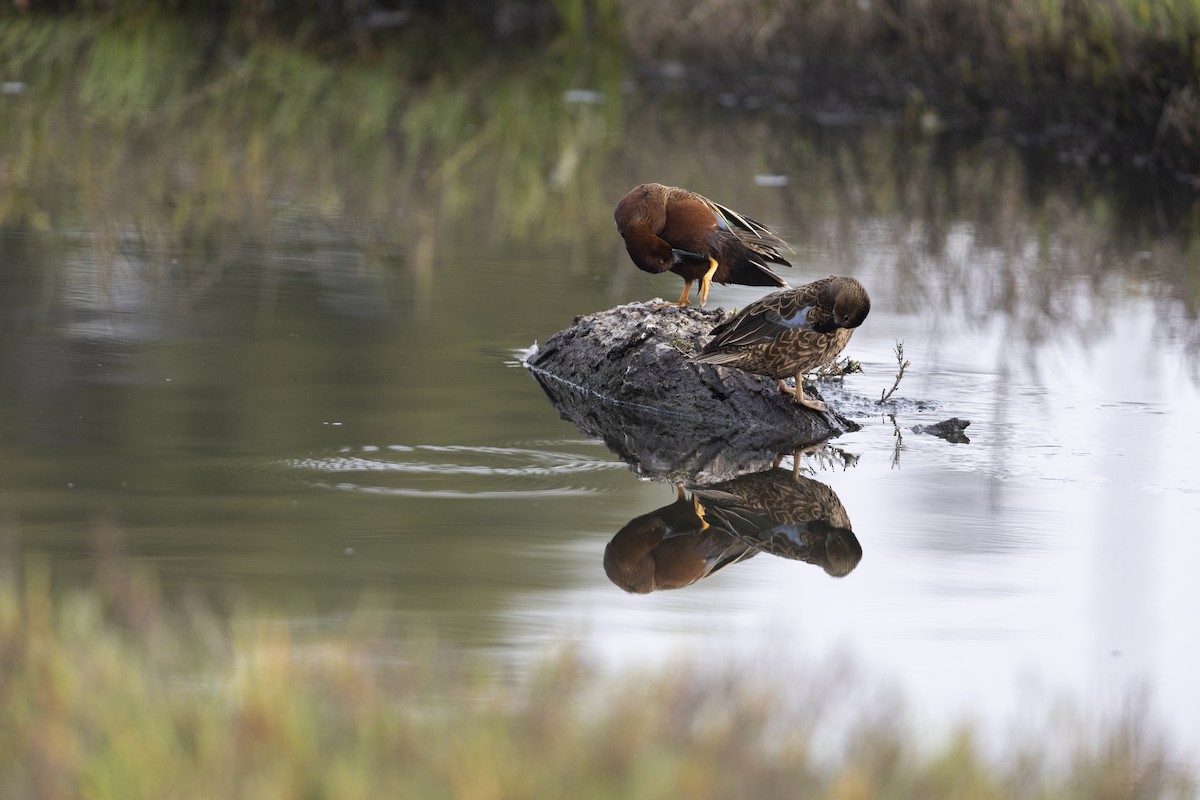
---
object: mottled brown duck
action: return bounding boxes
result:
[691,275,871,412]
[614,183,792,307]
[691,468,862,578]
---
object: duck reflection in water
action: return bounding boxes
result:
[692,467,861,578]
[604,486,758,593]
[605,461,861,593]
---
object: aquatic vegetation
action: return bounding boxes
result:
[878,341,911,405]
[0,561,1194,798]
[812,356,863,381]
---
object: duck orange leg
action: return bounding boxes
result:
[696,258,720,307]
[777,375,829,413]
[691,494,710,532]
[675,279,694,306]
[653,279,694,308]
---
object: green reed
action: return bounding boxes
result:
[0,14,628,243]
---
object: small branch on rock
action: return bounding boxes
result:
[813,356,863,381]
[878,341,910,404]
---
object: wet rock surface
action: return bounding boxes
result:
[524,300,859,481]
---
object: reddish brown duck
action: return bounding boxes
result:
[614,183,792,307]
[691,276,871,412]
[603,486,756,593]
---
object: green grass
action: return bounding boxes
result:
[3,0,1199,175]
[0,14,628,241]
[617,0,1200,171]
[0,560,1195,799]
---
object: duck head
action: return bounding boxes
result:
[832,279,871,329]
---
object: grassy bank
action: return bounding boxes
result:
[0,561,1195,799]
[2,9,1198,363]
[3,1,1198,175]
[627,0,1200,177]
[2,12,1198,358]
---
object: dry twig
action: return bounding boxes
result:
[878,341,910,404]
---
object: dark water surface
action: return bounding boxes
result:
[2,78,1199,760]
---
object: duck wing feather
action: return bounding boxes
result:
[699,285,829,353]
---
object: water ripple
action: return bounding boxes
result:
[277,443,623,499]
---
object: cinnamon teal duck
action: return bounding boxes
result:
[614,183,792,307]
[604,486,757,593]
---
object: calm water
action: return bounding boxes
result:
[2,76,1199,762]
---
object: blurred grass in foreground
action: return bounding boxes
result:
[0,558,1195,799]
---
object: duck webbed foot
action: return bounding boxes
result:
[776,377,829,413]
[652,280,694,309]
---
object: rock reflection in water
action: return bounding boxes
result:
[605,449,861,593]
[532,343,866,592]
[527,363,851,484]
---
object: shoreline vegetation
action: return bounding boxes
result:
[2,2,1196,360]
[1,2,1197,311]
[2,0,1198,179]
[1,561,1195,798]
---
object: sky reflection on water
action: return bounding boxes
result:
[508,243,1200,760]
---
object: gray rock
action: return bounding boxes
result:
[524,300,859,481]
